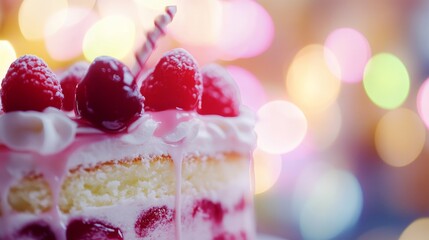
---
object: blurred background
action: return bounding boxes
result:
[1,0,429,239]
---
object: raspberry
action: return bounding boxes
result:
[213,232,236,240]
[192,199,224,224]
[234,195,247,212]
[140,48,202,111]
[75,56,143,132]
[213,232,247,240]
[135,206,174,238]
[197,64,240,117]
[1,55,63,112]
[66,219,123,240]
[17,221,56,240]
[59,61,89,111]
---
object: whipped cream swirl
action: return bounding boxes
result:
[0,107,77,155]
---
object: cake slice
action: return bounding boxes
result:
[0,48,256,240]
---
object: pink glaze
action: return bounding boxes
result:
[0,107,256,239]
[151,110,195,141]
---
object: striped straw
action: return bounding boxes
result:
[134,6,177,80]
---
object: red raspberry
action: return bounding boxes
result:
[135,206,174,238]
[140,48,202,111]
[197,64,240,117]
[1,55,63,112]
[66,219,123,240]
[75,56,143,132]
[234,195,247,212]
[17,221,56,240]
[213,232,236,240]
[192,199,224,224]
[59,61,89,111]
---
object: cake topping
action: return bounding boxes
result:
[140,48,202,112]
[75,56,143,132]
[0,107,77,155]
[59,61,89,112]
[198,64,241,117]
[1,55,63,112]
[66,219,124,240]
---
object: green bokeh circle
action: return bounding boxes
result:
[363,53,410,109]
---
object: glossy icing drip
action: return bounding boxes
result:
[149,111,195,240]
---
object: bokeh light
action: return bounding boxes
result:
[97,0,139,19]
[133,0,178,12]
[169,0,274,60]
[226,65,267,111]
[68,0,96,8]
[293,164,363,240]
[45,7,97,61]
[3,1,429,239]
[375,108,426,167]
[216,0,274,60]
[169,0,223,46]
[82,15,136,62]
[255,100,307,155]
[324,28,371,83]
[285,44,341,114]
[253,148,282,195]
[363,53,410,109]
[18,0,68,40]
[399,218,429,240]
[416,78,429,129]
[0,40,16,80]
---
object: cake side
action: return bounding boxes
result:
[3,152,253,240]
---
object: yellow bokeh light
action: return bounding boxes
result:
[0,41,17,80]
[399,218,429,240]
[375,108,426,167]
[83,15,136,62]
[286,44,341,114]
[19,0,68,40]
[253,148,282,195]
